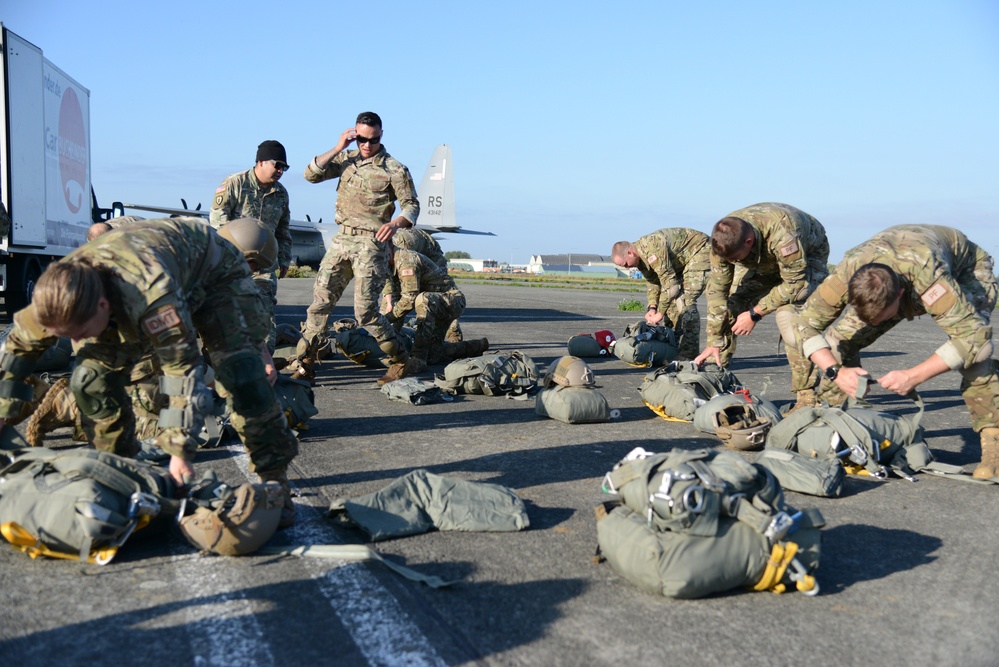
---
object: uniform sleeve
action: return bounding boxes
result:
[705,252,736,346]
[756,232,810,314]
[0,306,59,418]
[391,165,420,224]
[391,263,421,319]
[918,271,993,369]
[209,179,236,229]
[275,200,293,270]
[304,153,345,184]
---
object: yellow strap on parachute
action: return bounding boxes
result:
[750,541,818,595]
[1,516,151,566]
[641,401,691,423]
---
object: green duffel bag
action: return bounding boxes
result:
[435,350,539,398]
[596,501,824,599]
[381,377,446,405]
[566,334,605,358]
[639,361,741,422]
[611,321,679,368]
[0,447,179,564]
[535,386,610,424]
[693,391,783,434]
[756,448,845,497]
[274,375,319,430]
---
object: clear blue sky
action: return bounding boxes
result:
[5,1,997,264]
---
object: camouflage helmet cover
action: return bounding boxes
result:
[218,218,278,270]
[544,355,596,388]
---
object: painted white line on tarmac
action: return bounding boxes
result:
[233,449,446,667]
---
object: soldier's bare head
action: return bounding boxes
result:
[87,222,113,242]
[849,263,902,325]
[711,217,754,261]
[33,262,111,340]
[612,241,638,268]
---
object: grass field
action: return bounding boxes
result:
[450,271,645,292]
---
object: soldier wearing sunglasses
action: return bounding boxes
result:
[295,111,421,386]
[210,140,294,351]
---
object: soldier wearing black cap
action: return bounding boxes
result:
[210,140,294,350]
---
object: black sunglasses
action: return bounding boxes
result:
[355,135,382,145]
[269,160,290,171]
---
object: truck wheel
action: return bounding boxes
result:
[5,256,45,316]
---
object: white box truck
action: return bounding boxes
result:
[0,24,119,316]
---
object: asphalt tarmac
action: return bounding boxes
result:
[2,279,998,667]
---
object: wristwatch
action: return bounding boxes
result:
[824,364,841,380]
[749,309,763,323]
[647,305,657,312]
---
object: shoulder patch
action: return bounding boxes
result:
[921,281,958,314]
[816,274,848,306]
[647,253,658,265]
[214,194,224,207]
[779,240,800,258]
[141,305,185,345]
[400,268,415,277]
[215,186,226,194]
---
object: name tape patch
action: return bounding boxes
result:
[141,306,182,339]
[779,240,800,257]
[921,282,948,307]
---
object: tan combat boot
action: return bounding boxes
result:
[786,389,818,415]
[257,468,296,528]
[25,378,77,446]
[377,355,422,385]
[972,427,999,480]
[291,336,320,385]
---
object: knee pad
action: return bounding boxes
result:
[70,363,123,419]
[774,307,797,348]
[215,351,273,414]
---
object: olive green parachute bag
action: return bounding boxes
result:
[0,447,179,564]
[434,350,539,399]
[596,447,824,598]
[335,326,415,369]
[535,386,611,424]
[639,361,741,422]
[611,321,679,368]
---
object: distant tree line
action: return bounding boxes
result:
[445,250,471,259]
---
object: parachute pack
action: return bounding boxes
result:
[611,321,679,368]
[596,447,824,598]
[535,356,610,423]
[434,351,539,399]
[639,361,741,421]
[566,329,616,358]
[334,326,415,369]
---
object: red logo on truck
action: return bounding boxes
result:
[58,87,87,214]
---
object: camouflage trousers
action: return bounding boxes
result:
[407,289,467,364]
[664,265,708,359]
[253,269,279,352]
[303,232,406,362]
[719,264,826,390]
[809,291,999,432]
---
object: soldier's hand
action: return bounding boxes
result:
[834,366,870,399]
[645,310,665,326]
[732,310,757,336]
[169,455,196,487]
[694,346,722,367]
[878,369,918,396]
[338,127,357,151]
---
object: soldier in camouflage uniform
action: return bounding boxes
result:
[210,140,294,351]
[0,218,300,524]
[386,227,463,343]
[87,215,146,241]
[386,247,488,370]
[611,228,710,359]
[297,112,420,385]
[785,225,999,479]
[694,203,829,403]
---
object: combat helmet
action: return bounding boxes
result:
[544,355,596,388]
[712,403,771,451]
[179,481,285,556]
[218,217,278,271]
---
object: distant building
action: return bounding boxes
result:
[447,258,499,272]
[527,253,628,277]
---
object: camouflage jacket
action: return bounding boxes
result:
[706,202,829,345]
[796,225,996,370]
[305,145,419,232]
[389,249,459,320]
[0,218,262,418]
[383,227,447,297]
[209,168,293,270]
[633,228,710,311]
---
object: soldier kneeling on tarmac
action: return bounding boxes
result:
[0,217,300,526]
[383,245,489,372]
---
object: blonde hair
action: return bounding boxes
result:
[33,262,105,329]
[611,241,633,264]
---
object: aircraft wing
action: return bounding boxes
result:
[122,203,208,218]
[416,224,495,236]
